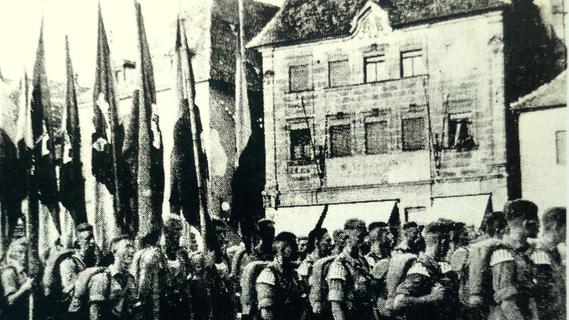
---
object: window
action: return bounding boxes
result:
[364,55,388,83]
[448,114,476,151]
[556,130,566,164]
[401,49,426,77]
[330,124,352,157]
[290,128,313,162]
[402,118,425,151]
[365,121,388,154]
[289,64,311,92]
[329,60,350,87]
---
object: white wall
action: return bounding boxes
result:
[519,107,567,213]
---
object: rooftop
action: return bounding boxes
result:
[511,70,567,111]
[248,0,510,48]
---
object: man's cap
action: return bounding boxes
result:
[275,231,297,246]
[368,222,388,232]
[344,218,367,231]
[257,218,275,230]
[503,199,538,221]
[76,223,94,233]
[423,220,448,235]
[163,214,183,231]
[403,221,418,229]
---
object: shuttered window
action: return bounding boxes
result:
[329,60,350,87]
[330,124,352,157]
[365,121,388,154]
[402,118,425,151]
[289,64,311,92]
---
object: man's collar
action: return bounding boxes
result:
[503,235,529,251]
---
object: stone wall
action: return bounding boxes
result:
[260,8,510,214]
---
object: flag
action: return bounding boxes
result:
[92,4,125,229]
[171,18,217,253]
[235,0,251,161]
[31,23,60,232]
[59,36,87,224]
[0,69,22,247]
[230,0,265,252]
[128,1,164,240]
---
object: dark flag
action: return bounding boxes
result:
[230,0,265,252]
[31,24,60,232]
[171,18,218,253]
[0,70,21,250]
[59,36,87,224]
[129,1,164,240]
[92,4,125,230]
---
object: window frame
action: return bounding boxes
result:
[401,117,426,151]
[289,127,313,163]
[365,120,389,155]
[555,130,566,165]
[400,49,426,78]
[446,112,476,151]
[289,64,312,93]
[328,59,350,88]
[329,123,353,158]
[364,54,388,83]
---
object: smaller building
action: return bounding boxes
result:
[512,70,566,212]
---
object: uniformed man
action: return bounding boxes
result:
[449,222,474,320]
[366,222,392,268]
[256,232,304,320]
[57,223,99,318]
[331,229,346,255]
[298,236,309,262]
[251,219,276,261]
[487,199,539,320]
[130,228,168,320]
[327,219,374,320]
[531,207,566,320]
[298,228,332,285]
[393,222,423,255]
[162,215,191,318]
[88,236,137,320]
[392,219,457,320]
[0,238,34,320]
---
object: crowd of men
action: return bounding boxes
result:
[0,199,565,320]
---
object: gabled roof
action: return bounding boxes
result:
[248,0,509,48]
[511,70,567,111]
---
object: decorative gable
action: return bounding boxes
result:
[350,1,392,40]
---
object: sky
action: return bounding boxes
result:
[0,0,284,88]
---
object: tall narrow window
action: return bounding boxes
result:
[365,121,388,154]
[402,118,425,151]
[401,49,426,77]
[556,130,566,164]
[330,124,352,157]
[290,128,313,162]
[364,55,388,83]
[289,64,311,92]
[329,60,350,87]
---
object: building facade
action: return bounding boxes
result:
[250,0,534,233]
[513,71,566,213]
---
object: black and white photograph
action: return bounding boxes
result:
[0,0,566,319]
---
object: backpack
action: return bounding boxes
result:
[308,255,336,314]
[371,258,391,316]
[67,267,108,316]
[239,261,269,316]
[466,238,507,307]
[0,265,17,316]
[42,249,76,300]
[383,253,417,315]
[450,246,470,305]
